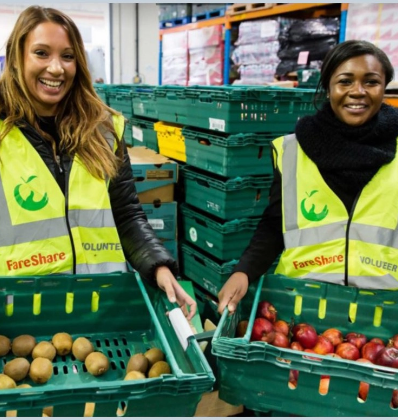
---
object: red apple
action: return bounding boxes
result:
[313,335,334,355]
[322,328,343,347]
[387,334,398,349]
[292,323,318,349]
[335,342,360,360]
[375,346,398,368]
[370,337,385,346]
[290,341,304,351]
[251,318,275,343]
[272,331,290,348]
[256,301,277,323]
[273,320,289,336]
[361,341,384,363]
[303,349,322,361]
[345,332,367,350]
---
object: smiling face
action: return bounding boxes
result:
[23,22,76,116]
[328,54,386,126]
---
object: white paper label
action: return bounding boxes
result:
[209,118,225,132]
[169,307,194,351]
[189,227,198,242]
[148,219,164,230]
[132,126,143,142]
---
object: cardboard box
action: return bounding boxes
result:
[128,147,178,203]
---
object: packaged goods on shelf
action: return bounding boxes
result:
[236,19,280,45]
[288,17,340,42]
[162,54,188,86]
[188,46,224,86]
[346,3,398,79]
[239,63,279,84]
[188,24,223,49]
[162,31,188,53]
[231,41,280,65]
[158,4,178,21]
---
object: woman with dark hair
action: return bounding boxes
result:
[0,6,196,318]
[218,40,398,314]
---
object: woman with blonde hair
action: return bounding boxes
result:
[0,6,196,318]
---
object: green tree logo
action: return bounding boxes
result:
[14,176,49,211]
[300,190,328,222]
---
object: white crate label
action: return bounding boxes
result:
[148,219,164,230]
[169,307,193,351]
[189,227,198,242]
[209,118,225,132]
[132,126,143,142]
[207,201,220,212]
[205,241,214,248]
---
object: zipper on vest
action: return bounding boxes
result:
[344,193,361,286]
[61,156,77,274]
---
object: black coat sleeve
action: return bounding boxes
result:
[232,159,284,283]
[109,142,178,284]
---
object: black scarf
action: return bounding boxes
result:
[295,103,398,196]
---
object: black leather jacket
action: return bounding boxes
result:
[16,120,178,284]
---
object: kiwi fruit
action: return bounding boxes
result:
[29,357,53,384]
[52,332,73,356]
[72,337,94,362]
[124,370,146,380]
[144,348,165,368]
[0,335,11,356]
[42,406,53,417]
[148,361,171,378]
[32,341,56,361]
[0,374,16,389]
[85,352,109,376]
[11,335,36,357]
[126,353,148,374]
[3,358,30,382]
[17,384,32,389]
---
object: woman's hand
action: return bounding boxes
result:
[218,272,249,315]
[155,266,197,320]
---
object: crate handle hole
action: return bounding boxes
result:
[373,306,383,327]
[33,293,41,315]
[288,369,298,390]
[257,146,263,160]
[125,349,131,357]
[319,375,330,395]
[5,295,13,317]
[357,381,369,403]
[65,292,74,314]
[91,291,99,313]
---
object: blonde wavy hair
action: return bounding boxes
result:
[0,5,123,179]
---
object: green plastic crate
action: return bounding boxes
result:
[0,272,214,416]
[180,204,260,260]
[142,202,177,240]
[108,85,134,119]
[180,243,237,297]
[182,166,273,220]
[124,120,133,146]
[184,85,316,133]
[93,83,109,105]
[132,85,188,125]
[183,127,280,177]
[212,274,398,416]
[131,116,159,151]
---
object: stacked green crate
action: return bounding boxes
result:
[107,85,135,146]
[173,85,316,298]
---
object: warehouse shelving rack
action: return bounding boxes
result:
[158,3,349,85]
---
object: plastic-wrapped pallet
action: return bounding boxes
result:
[162,31,188,86]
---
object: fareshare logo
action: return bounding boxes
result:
[300,190,329,222]
[14,175,49,211]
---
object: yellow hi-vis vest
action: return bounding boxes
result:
[273,133,398,289]
[0,115,127,276]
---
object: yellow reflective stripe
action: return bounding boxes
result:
[280,134,299,232]
[283,221,347,249]
[76,261,127,274]
[68,209,116,228]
